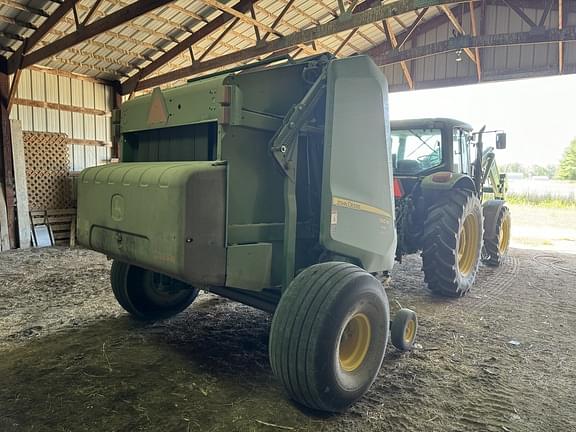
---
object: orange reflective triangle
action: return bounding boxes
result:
[147,87,168,126]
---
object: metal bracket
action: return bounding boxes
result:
[269,62,328,181]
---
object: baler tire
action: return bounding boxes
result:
[391,308,418,351]
[482,206,511,267]
[269,262,389,412]
[421,189,483,297]
[110,260,199,320]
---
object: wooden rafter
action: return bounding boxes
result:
[249,5,261,41]
[10,0,177,73]
[397,8,429,49]
[469,1,481,81]
[198,18,240,62]
[82,0,105,27]
[198,0,315,56]
[283,1,360,53]
[262,0,296,41]
[333,28,359,56]
[6,0,77,73]
[372,26,576,66]
[502,0,537,28]
[383,19,414,89]
[538,0,554,28]
[122,0,258,96]
[309,0,378,48]
[131,0,458,94]
[440,5,477,63]
[199,0,283,38]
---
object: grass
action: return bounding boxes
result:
[505,193,576,209]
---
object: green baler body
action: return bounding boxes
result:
[77,55,396,299]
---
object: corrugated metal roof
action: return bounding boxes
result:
[0,0,442,85]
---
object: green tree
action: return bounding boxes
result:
[557,138,576,180]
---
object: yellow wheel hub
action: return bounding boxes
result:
[498,213,511,254]
[339,313,371,372]
[457,213,480,276]
[404,319,416,345]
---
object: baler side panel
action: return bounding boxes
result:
[320,56,397,272]
[221,63,315,288]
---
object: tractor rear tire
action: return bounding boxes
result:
[421,189,483,297]
[110,260,199,320]
[482,206,511,267]
[269,262,389,412]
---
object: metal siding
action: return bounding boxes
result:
[12,69,113,173]
[73,144,85,172]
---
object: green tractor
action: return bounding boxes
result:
[391,118,511,297]
[76,54,417,412]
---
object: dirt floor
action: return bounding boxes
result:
[1,244,576,432]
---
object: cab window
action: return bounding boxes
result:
[453,128,471,174]
[391,128,442,174]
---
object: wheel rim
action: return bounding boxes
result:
[404,319,416,345]
[498,213,511,254]
[457,213,480,276]
[339,313,371,372]
[142,271,191,307]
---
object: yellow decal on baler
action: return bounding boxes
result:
[332,197,391,220]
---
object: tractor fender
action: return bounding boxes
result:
[482,199,507,238]
[420,172,476,193]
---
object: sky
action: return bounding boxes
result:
[387,74,576,167]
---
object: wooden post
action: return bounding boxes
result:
[0,183,9,251]
[11,119,31,248]
[0,71,16,248]
[111,86,122,160]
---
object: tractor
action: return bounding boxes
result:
[76,54,417,412]
[390,118,511,297]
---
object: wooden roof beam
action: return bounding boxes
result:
[538,0,554,28]
[440,5,477,63]
[6,0,77,73]
[131,0,460,93]
[197,0,316,55]
[469,1,481,81]
[262,0,296,42]
[372,26,576,66]
[10,0,177,74]
[199,0,283,38]
[501,0,537,28]
[333,28,359,56]
[82,0,105,27]
[383,18,414,89]
[397,8,429,49]
[122,0,258,96]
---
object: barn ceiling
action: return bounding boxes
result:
[0,1,574,95]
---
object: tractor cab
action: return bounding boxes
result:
[390,118,475,179]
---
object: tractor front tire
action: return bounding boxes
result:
[482,206,511,267]
[110,260,199,320]
[422,189,483,297]
[269,262,390,412]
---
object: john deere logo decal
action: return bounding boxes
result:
[111,194,125,221]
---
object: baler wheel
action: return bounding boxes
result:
[269,262,389,412]
[482,206,511,267]
[390,308,418,351]
[421,189,483,297]
[110,260,198,320]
